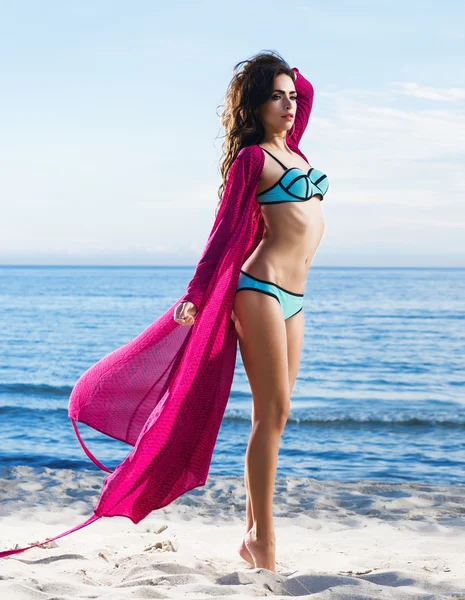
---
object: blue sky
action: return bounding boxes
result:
[1,0,464,266]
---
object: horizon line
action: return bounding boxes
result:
[1,264,464,270]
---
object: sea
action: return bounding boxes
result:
[0,265,464,486]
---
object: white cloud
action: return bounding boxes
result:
[305,86,465,212]
[392,82,465,102]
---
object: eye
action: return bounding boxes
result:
[272,95,298,101]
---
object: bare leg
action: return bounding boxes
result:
[243,413,287,572]
[245,458,254,531]
[238,411,255,565]
[233,289,289,573]
[245,404,255,531]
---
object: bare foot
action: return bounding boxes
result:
[238,537,254,566]
[244,528,276,572]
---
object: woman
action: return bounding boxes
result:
[174,50,329,572]
[0,51,328,567]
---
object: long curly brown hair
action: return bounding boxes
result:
[214,50,296,217]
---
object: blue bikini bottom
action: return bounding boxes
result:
[235,269,304,320]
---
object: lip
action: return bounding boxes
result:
[282,114,294,120]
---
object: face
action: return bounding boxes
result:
[256,73,297,134]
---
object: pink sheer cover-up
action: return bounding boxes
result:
[0,67,314,558]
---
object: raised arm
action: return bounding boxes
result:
[288,67,314,147]
[180,147,259,311]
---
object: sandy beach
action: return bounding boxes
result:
[1,465,464,599]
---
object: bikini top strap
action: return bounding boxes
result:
[259,146,288,171]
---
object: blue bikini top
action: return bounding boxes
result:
[256,147,329,204]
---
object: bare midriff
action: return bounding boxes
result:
[241,196,325,294]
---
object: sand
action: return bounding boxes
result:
[1,465,464,599]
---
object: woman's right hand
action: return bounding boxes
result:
[173,301,198,326]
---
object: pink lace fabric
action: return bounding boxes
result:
[0,68,314,558]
